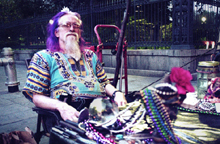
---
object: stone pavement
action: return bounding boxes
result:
[0,64,198,144]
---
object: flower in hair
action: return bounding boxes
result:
[49,19,54,25]
[61,7,70,13]
[170,67,195,94]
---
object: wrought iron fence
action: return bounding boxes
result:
[0,0,220,50]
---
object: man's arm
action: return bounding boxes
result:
[105,84,127,107]
[33,94,79,122]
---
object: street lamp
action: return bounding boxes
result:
[201,16,206,23]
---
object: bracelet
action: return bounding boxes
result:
[111,90,121,100]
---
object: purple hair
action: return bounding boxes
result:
[46,11,86,52]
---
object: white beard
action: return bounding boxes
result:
[65,33,81,61]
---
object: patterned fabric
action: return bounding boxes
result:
[22,49,110,102]
[204,77,220,103]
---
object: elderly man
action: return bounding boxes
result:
[22,8,127,123]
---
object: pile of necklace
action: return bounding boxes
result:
[80,88,182,144]
[83,121,117,144]
[82,101,152,143]
[140,88,181,144]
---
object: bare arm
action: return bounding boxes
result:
[33,94,79,122]
[105,84,127,107]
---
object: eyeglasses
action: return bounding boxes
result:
[59,23,81,30]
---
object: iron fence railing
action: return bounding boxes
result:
[1,0,220,50]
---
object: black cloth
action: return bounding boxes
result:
[69,98,94,111]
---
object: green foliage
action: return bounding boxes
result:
[0,0,92,24]
[125,17,172,48]
[1,0,216,50]
[0,0,22,23]
[161,23,172,41]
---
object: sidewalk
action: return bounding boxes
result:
[0,64,198,144]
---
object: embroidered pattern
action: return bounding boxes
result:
[22,49,109,102]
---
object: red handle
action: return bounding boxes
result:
[94,25,121,45]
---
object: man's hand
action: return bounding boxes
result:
[57,103,80,123]
[104,84,127,107]
[33,94,80,123]
[114,92,127,107]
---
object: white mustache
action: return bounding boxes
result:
[65,32,79,42]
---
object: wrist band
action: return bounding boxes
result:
[111,90,120,100]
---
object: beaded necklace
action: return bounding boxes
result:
[83,121,116,144]
[176,106,220,116]
[140,88,180,144]
[82,103,147,143]
[81,88,182,144]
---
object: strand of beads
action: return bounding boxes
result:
[177,136,182,144]
[140,88,180,144]
[84,121,116,144]
[176,106,220,116]
[145,89,176,143]
[143,138,154,144]
[152,91,175,136]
